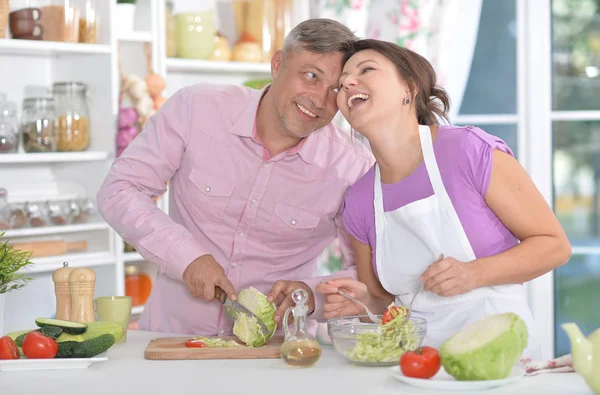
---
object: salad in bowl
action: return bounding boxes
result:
[327,304,427,366]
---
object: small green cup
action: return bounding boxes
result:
[94,296,132,343]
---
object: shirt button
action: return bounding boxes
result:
[205,186,211,193]
[231,263,238,268]
[291,219,297,226]
[239,232,245,237]
[219,329,225,335]
[251,199,257,204]
[264,162,270,167]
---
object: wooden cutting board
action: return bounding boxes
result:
[144,336,284,360]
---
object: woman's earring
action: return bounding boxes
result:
[403,97,411,105]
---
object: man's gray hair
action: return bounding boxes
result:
[282,18,358,57]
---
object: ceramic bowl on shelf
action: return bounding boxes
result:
[327,315,427,366]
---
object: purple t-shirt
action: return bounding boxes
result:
[342,125,519,273]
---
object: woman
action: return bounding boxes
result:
[317,40,571,359]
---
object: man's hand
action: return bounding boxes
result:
[267,280,314,328]
[182,255,237,302]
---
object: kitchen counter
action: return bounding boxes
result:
[0,330,592,395]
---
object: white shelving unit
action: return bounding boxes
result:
[0,151,110,164]
[123,252,144,263]
[4,221,109,238]
[0,39,112,56]
[1,0,310,333]
[117,31,153,43]
[166,58,272,74]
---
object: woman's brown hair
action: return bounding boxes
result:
[342,39,450,125]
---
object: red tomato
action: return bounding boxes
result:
[400,346,441,379]
[185,339,206,348]
[22,332,58,359]
[0,336,20,360]
[382,305,407,324]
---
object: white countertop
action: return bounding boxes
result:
[0,330,593,395]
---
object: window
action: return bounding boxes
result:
[456,0,519,157]
[551,0,600,357]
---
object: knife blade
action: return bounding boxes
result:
[214,287,270,335]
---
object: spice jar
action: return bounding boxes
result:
[78,0,98,44]
[21,97,57,153]
[71,197,95,223]
[47,200,71,225]
[53,82,90,152]
[125,265,152,306]
[26,201,47,227]
[0,100,19,154]
[9,202,27,229]
[0,189,11,230]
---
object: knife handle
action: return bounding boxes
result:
[214,286,227,304]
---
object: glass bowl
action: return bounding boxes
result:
[327,315,427,366]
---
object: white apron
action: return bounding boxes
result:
[374,125,541,360]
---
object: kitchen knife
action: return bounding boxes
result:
[214,287,269,335]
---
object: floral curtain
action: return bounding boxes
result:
[311,0,483,126]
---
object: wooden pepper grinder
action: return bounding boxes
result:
[52,262,74,320]
[69,267,96,323]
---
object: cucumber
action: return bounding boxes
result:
[81,321,124,342]
[16,328,84,346]
[15,330,39,347]
[56,334,115,358]
[56,332,85,343]
[40,326,63,339]
[5,330,35,344]
[35,318,88,335]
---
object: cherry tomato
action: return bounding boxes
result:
[22,331,58,359]
[0,336,20,360]
[400,346,441,379]
[382,305,407,324]
[185,339,206,348]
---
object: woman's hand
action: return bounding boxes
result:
[316,278,372,320]
[419,256,478,297]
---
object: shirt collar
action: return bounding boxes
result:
[229,84,326,166]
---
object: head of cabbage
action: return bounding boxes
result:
[439,312,528,381]
[232,287,277,347]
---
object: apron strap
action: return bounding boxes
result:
[419,125,477,261]
[419,125,448,202]
[373,164,390,290]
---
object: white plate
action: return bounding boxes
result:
[390,365,525,391]
[0,352,108,372]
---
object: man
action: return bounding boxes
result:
[97,18,375,335]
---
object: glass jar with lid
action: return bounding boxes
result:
[0,100,19,154]
[53,82,90,152]
[21,97,57,153]
[125,265,152,306]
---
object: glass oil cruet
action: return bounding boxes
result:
[280,289,322,368]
